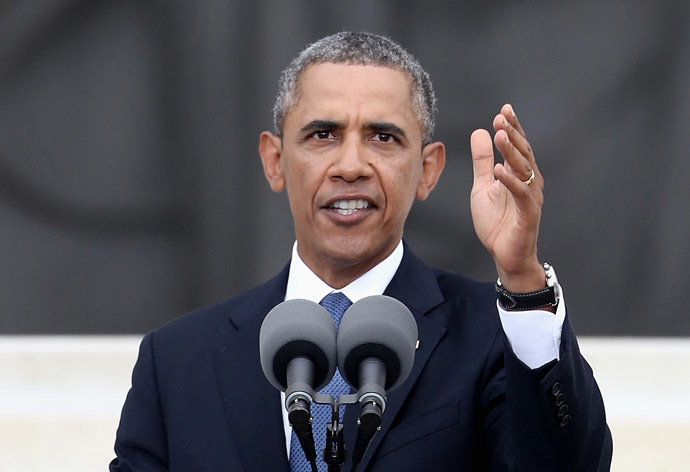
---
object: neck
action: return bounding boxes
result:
[297,243,402,289]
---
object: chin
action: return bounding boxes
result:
[322,238,387,268]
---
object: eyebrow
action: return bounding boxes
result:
[299,119,342,135]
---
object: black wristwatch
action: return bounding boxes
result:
[496,263,561,311]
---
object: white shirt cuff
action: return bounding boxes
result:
[497,286,566,369]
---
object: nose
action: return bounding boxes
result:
[328,135,373,182]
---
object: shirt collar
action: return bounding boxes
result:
[285,240,404,304]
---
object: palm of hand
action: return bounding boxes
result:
[471,172,540,276]
[469,107,544,284]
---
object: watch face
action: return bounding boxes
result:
[543,263,561,304]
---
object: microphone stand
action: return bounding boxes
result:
[290,389,385,472]
[320,390,382,472]
[323,409,345,471]
[309,392,359,472]
[314,392,353,472]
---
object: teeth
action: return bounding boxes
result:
[331,199,370,215]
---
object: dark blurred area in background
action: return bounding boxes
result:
[1,1,688,335]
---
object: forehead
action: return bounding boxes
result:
[287,63,420,132]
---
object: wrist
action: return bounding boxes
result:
[496,263,560,312]
[495,260,545,293]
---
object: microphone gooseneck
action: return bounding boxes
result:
[259,299,338,470]
[337,295,418,468]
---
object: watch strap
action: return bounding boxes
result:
[496,284,557,310]
[496,263,560,311]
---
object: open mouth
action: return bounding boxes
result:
[329,199,371,216]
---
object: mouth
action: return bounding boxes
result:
[328,199,372,216]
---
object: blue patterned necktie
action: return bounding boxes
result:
[289,292,352,472]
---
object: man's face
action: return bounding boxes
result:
[259,63,444,287]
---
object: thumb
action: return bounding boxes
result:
[470,129,495,190]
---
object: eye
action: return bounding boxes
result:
[372,133,395,143]
[312,130,335,140]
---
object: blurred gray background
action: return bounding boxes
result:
[1,1,688,335]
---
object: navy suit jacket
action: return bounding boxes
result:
[111,245,612,471]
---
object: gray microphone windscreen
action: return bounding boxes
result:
[259,299,337,392]
[337,295,418,392]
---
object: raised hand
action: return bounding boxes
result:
[470,104,546,293]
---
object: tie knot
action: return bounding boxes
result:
[319,292,352,329]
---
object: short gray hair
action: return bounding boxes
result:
[273,32,437,145]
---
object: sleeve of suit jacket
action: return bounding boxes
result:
[365,254,613,471]
[110,332,170,472]
[110,273,292,472]
[500,314,613,470]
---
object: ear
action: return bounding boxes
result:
[416,141,446,200]
[258,131,286,192]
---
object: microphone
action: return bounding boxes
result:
[336,295,418,467]
[259,299,338,469]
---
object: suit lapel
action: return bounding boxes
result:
[344,245,448,471]
[214,265,291,472]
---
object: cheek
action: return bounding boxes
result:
[382,162,423,210]
[393,158,423,190]
[284,159,322,206]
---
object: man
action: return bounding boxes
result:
[111,32,612,471]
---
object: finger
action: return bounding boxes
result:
[502,103,526,139]
[470,129,495,189]
[494,162,543,211]
[494,129,535,184]
[492,113,535,170]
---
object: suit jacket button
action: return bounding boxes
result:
[557,404,569,417]
[554,393,566,406]
[559,414,572,428]
[551,382,562,397]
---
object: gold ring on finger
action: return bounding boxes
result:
[523,169,535,186]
